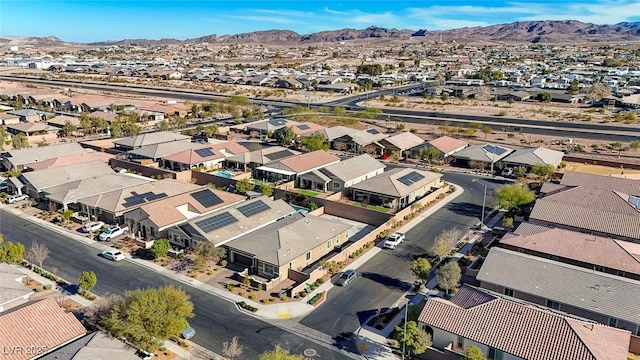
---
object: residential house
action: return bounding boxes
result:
[273,122,326,139]
[256,150,341,183]
[496,90,532,101]
[23,151,114,171]
[350,167,443,210]
[167,196,297,248]
[245,119,299,138]
[76,179,200,225]
[0,263,32,312]
[1,142,88,172]
[322,126,388,155]
[226,212,351,287]
[499,222,640,281]
[0,298,87,360]
[315,83,357,93]
[478,247,640,336]
[451,143,513,172]
[113,131,192,151]
[39,331,143,360]
[127,141,230,171]
[276,76,303,89]
[501,146,564,170]
[298,154,385,192]
[529,185,640,242]
[410,136,469,163]
[88,111,118,124]
[418,284,630,360]
[6,109,50,122]
[0,112,21,125]
[378,132,425,158]
[6,122,59,136]
[124,187,246,240]
[550,171,640,196]
[224,146,300,173]
[46,115,81,130]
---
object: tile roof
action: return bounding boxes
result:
[45,173,152,205]
[349,167,442,198]
[127,141,210,160]
[225,146,299,165]
[0,263,30,307]
[291,122,326,136]
[452,143,514,163]
[277,150,341,174]
[114,131,191,148]
[209,141,249,155]
[501,223,640,275]
[320,154,386,182]
[502,146,565,167]
[24,151,114,171]
[529,186,640,240]
[47,115,81,127]
[418,284,630,360]
[380,132,425,150]
[39,331,141,360]
[3,142,86,167]
[89,111,118,123]
[477,247,640,325]
[226,213,351,266]
[0,298,86,360]
[427,136,469,154]
[560,172,640,196]
[161,146,225,165]
[7,122,59,133]
[20,160,115,191]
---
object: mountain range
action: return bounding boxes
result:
[7,20,640,47]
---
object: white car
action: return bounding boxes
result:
[6,194,29,204]
[383,232,406,249]
[101,250,125,261]
[501,167,514,177]
[83,221,105,233]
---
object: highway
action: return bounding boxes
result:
[2,75,638,141]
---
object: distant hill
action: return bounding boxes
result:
[0,36,67,47]
[19,20,640,47]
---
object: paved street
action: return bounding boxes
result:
[299,172,505,338]
[0,210,350,359]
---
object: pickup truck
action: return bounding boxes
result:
[99,225,128,241]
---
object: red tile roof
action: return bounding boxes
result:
[279,150,340,173]
[428,136,468,154]
[419,285,630,360]
[0,298,86,360]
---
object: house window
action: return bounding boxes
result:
[548,255,558,261]
[333,182,340,189]
[609,317,618,327]
[263,263,277,276]
[504,288,514,297]
[517,247,524,253]
[326,240,332,249]
[335,235,340,244]
[346,230,349,239]
[617,270,626,277]
[546,300,560,310]
[456,335,464,348]
[488,347,504,360]
[306,252,311,261]
[594,265,605,272]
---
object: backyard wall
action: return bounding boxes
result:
[629,335,640,354]
[110,158,177,179]
[191,170,238,188]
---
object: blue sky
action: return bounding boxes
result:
[2,0,640,43]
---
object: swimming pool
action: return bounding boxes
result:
[212,171,233,179]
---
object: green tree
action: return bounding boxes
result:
[537,92,552,102]
[62,209,74,225]
[0,240,25,263]
[277,126,296,145]
[195,241,226,269]
[496,184,536,211]
[419,146,441,165]
[410,258,431,284]
[430,228,461,260]
[101,285,194,352]
[513,166,527,178]
[630,140,640,150]
[568,80,580,94]
[332,107,347,116]
[258,345,305,360]
[436,262,461,294]
[260,181,273,197]
[481,126,492,138]
[463,345,487,360]
[80,113,92,135]
[229,96,250,106]
[235,177,256,194]
[77,270,97,293]
[156,120,169,131]
[531,164,555,183]
[61,121,77,137]
[502,217,514,229]
[301,133,330,151]
[0,125,8,150]
[151,238,171,259]
[11,133,29,150]
[391,321,432,356]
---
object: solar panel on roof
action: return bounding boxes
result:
[397,171,425,186]
[366,129,380,135]
[265,150,294,161]
[191,189,224,208]
[194,148,215,157]
[482,144,508,156]
[195,212,238,233]
[297,124,311,130]
[629,196,640,210]
[123,191,168,208]
[237,200,270,217]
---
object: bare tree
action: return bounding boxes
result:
[27,242,49,270]
[48,201,57,215]
[430,229,462,260]
[126,218,140,240]
[222,336,244,360]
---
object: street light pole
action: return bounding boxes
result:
[402,302,408,360]
[473,179,488,229]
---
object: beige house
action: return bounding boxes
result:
[226,212,351,286]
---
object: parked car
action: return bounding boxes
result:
[6,194,28,204]
[180,325,196,340]
[501,167,514,177]
[383,232,406,250]
[101,250,125,261]
[99,225,128,241]
[336,269,357,287]
[82,221,105,233]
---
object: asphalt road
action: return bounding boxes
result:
[0,209,350,360]
[299,172,506,337]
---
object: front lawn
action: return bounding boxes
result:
[353,202,391,213]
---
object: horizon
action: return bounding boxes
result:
[1,0,640,43]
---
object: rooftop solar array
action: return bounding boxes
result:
[191,189,224,208]
[195,212,238,233]
[397,171,425,186]
[366,129,381,135]
[265,149,294,161]
[123,191,168,208]
[269,119,288,126]
[194,148,215,158]
[482,144,509,156]
[297,124,311,130]
[237,200,270,217]
[630,196,640,210]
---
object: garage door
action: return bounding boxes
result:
[233,252,253,267]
